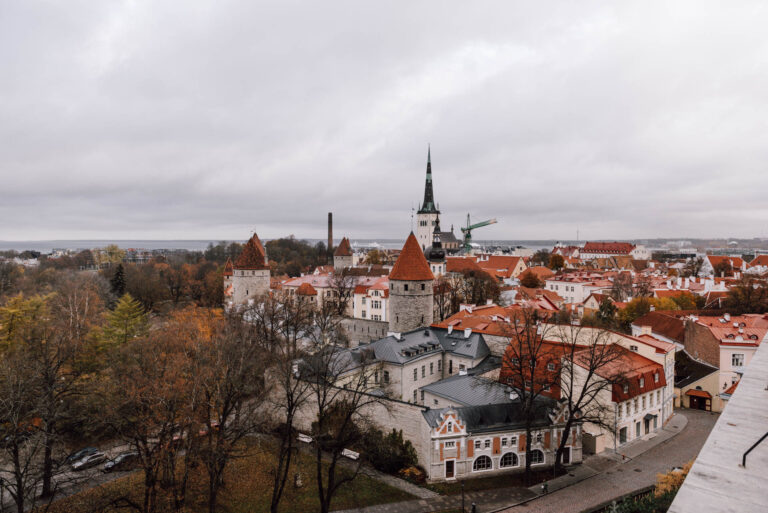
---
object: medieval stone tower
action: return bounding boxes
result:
[416,147,440,251]
[223,257,234,295]
[231,233,270,304]
[389,232,435,333]
[333,237,353,270]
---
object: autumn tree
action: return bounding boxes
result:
[681,256,704,278]
[519,270,542,289]
[301,345,382,513]
[550,324,627,471]
[498,308,561,483]
[610,273,633,302]
[531,249,551,267]
[549,254,565,271]
[329,268,356,316]
[458,269,500,306]
[725,276,768,314]
[712,259,733,278]
[364,249,385,265]
[101,293,149,346]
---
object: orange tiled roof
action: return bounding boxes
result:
[234,234,269,270]
[527,266,555,280]
[446,257,482,273]
[578,345,665,401]
[296,283,318,296]
[749,255,768,267]
[389,233,434,281]
[223,258,233,277]
[707,255,745,269]
[582,242,636,254]
[723,381,738,395]
[334,237,353,257]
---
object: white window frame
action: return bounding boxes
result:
[529,449,545,465]
[472,455,493,472]
[499,451,520,468]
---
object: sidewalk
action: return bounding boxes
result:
[335,413,689,513]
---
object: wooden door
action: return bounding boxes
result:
[445,460,454,479]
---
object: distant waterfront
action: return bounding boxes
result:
[0,239,563,253]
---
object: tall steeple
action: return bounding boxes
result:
[417,146,439,214]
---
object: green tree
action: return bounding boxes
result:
[549,254,565,271]
[102,293,149,346]
[110,263,126,297]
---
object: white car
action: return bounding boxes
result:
[72,452,106,471]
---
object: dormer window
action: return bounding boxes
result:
[630,345,638,352]
[447,422,452,432]
[654,372,659,383]
[623,384,629,394]
[639,377,645,388]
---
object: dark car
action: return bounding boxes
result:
[103,451,138,473]
[71,452,106,471]
[65,447,99,466]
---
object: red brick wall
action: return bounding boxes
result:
[684,321,720,367]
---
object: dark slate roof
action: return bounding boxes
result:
[420,374,514,406]
[467,355,502,376]
[674,350,718,388]
[438,231,459,244]
[422,398,556,434]
[368,327,490,365]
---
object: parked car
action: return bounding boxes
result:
[71,452,106,471]
[65,447,99,466]
[103,451,138,473]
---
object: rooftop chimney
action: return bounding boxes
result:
[327,212,333,263]
[464,328,472,339]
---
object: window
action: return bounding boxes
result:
[421,283,425,291]
[535,433,542,443]
[634,398,639,411]
[529,450,544,464]
[413,369,417,381]
[383,371,389,384]
[374,371,379,384]
[642,396,646,409]
[473,455,492,472]
[474,440,481,449]
[547,363,556,371]
[361,311,366,319]
[619,404,623,418]
[433,399,438,406]
[449,360,453,374]
[362,297,366,305]
[656,390,660,402]
[649,393,653,406]
[732,353,745,367]
[654,372,659,383]
[500,452,519,468]
[482,439,490,449]
[509,436,517,446]
[444,441,455,448]
[623,384,629,394]
[420,390,424,402]
[422,366,425,378]
[430,362,434,375]
[543,384,551,392]
[447,422,452,432]
[639,377,645,388]
[413,390,417,402]
[501,438,508,447]
[438,360,442,372]
[630,345,638,352]
[404,284,409,292]
[459,364,466,372]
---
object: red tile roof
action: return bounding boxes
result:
[581,242,636,254]
[234,234,269,270]
[296,283,318,296]
[633,311,685,344]
[334,237,353,257]
[446,257,482,273]
[749,255,768,267]
[579,345,665,401]
[223,258,233,277]
[389,233,434,281]
[723,381,738,395]
[707,255,745,270]
[527,266,555,280]
[685,389,711,399]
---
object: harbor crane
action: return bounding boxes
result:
[460,213,497,253]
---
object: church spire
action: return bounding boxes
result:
[418,145,439,214]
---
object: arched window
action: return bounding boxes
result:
[500,452,519,468]
[529,450,544,464]
[473,455,492,472]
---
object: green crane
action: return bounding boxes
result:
[460,213,498,253]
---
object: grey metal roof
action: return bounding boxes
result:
[367,327,489,365]
[422,398,555,434]
[674,350,718,388]
[420,374,514,407]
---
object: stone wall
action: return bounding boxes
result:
[389,280,433,333]
[342,318,389,345]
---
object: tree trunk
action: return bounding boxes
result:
[41,432,54,497]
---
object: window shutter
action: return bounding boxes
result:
[440,443,444,461]
[467,440,473,458]
[518,434,526,451]
[544,431,551,448]
[493,437,501,455]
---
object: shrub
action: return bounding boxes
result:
[359,428,418,474]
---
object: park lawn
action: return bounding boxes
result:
[425,466,565,495]
[46,439,414,513]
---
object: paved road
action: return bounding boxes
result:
[497,409,719,513]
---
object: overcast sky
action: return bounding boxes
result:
[2,1,768,242]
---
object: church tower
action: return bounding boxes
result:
[416,147,440,251]
[231,233,271,304]
[425,215,446,276]
[389,232,434,333]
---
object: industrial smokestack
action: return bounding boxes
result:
[328,212,333,263]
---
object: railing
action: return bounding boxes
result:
[742,431,768,467]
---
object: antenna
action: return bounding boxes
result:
[410,204,414,232]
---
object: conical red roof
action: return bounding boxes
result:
[234,234,269,270]
[223,257,234,276]
[334,237,353,257]
[389,233,434,281]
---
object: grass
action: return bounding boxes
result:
[45,439,415,513]
[425,466,566,495]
